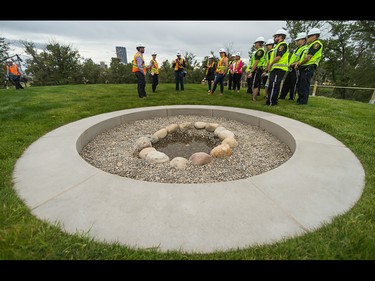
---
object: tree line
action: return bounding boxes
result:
[1,21,374,98]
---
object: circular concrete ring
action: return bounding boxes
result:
[13,105,365,253]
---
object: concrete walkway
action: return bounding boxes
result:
[12,105,365,253]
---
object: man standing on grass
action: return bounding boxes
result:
[132,42,147,98]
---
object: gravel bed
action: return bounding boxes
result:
[79,115,293,184]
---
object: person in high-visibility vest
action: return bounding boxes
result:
[6,60,24,89]
[231,52,243,93]
[205,55,216,95]
[248,36,266,101]
[265,29,289,106]
[294,27,324,105]
[172,50,186,91]
[262,39,275,101]
[132,42,147,98]
[147,51,160,93]
[211,48,229,96]
[279,32,307,101]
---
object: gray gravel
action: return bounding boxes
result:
[80,115,293,184]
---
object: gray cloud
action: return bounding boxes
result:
[0,20,287,65]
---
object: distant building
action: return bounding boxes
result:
[116,46,127,64]
[99,61,108,69]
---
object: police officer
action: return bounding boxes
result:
[295,27,324,105]
[266,29,289,106]
[279,32,307,100]
[132,42,147,98]
[248,36,265,101]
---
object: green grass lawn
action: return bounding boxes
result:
[1,83,374,260]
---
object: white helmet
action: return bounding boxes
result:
[136,42,145,48]
[307,27,321,36]
[266,38,274,45]
[235,52,241,56]
[208,55,213,59]
[176,50,181,55]
[219,48,226,53]
[254,36,265,43]
[294,32,307,41]
[274,29,287,36]
[152,51,157,55]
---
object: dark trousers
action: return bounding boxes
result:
[175,70,184,91]
[228,73,234,90]
[9,74,23,89]
[206,75,214,91]
[280,68,298,100]
[212,74,225,94]
[298,66,315,104]
[233,73,242,91]
[247,76,254,93]
[135,71,146,98]
[267,68,286,105]
[152,74,159,92]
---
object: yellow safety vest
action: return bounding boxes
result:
[271,41,289,71]
[216,57,227,74]
[150,59,160,75]
[302,40,323,67]
[132,52,146,74]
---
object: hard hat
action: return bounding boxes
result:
[136,42,145,48]
[274,29,287,36]
[307,27,321,36]
[235,52,240,56]
[231,53,235,57]
[152,51,157,55]
[208,55,213,59]
[254,36,265,43]
[176,50,181,55]
[219,48,226,53]
[265,38,274,45]
[294,32,307,41]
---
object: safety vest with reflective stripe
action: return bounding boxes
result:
[174,58,185,71]
[301,39,323,67]
[132,52,146,74]
[271,41,289,71]
[150,59,160,75]
[289,44,307,65]
[216,57,227,74]
[254,47,266,68]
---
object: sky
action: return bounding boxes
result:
[0,20,288,67]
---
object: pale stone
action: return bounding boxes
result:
[194,122,206,129]
[135,137,152,152]
[213,126,226,137]
[154,128,168,139]
[145,134,159,144]
[217,129,235,140]
[189,152,212,165]
[210,144,232,158]
[222,137,238,148]
[145,150,170,163]
[179,122,193,131]
[166,124,179,133]
[139,147,157,159]
[170,157,189,170]
[205,123,220,132]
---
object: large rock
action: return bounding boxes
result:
[194,122,206,129]
[139,147,156,159]
[217,129,235,140]
[205,123,220,132]
[210,144,232,158]
[145,150,170,163]
[154,128,168,139]
[170,157,189,170]
[213,126,227,137]
[189,152,212,165]
[166,124,179,133]
[221,137,238,148]
[135,136,152,152]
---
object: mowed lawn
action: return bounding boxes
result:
[0,83,374,260]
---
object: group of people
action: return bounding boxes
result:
[132,43,186,98]
[132,27,323,105]
[204,27,323,105]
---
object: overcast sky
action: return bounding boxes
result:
[0,20,288,66]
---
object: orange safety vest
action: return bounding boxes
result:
[132,52,146,74]
[174,58,185,71]
[7,64,21,76]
